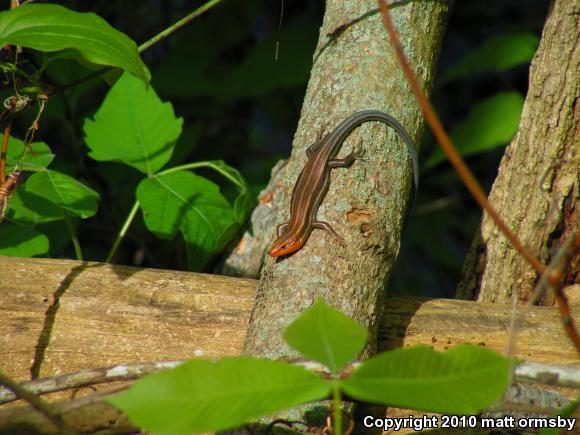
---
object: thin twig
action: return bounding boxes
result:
[23,93,47,147]
[0,122,11,184]
[376,0,545,275]
[137,0,224,53]
[0,361,181,404]
[53,0,225,96]
[0,169,20,220]
[64,211,83,261]
[515,361,580,389]
[0,370,76,434]
[2,358,579,407]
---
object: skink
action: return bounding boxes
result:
[268,110,419,257]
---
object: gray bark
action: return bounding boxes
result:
[457,0,580,304]
[243,0,449,360]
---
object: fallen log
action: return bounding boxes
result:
[1,255,578,383]
[1,256,579,434]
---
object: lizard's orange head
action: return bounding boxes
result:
[268,234,304,257]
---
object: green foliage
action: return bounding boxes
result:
[425,92,524,169]
[5,138,54,173]
[81,72,253,269]
[342,344,512,414]
[26,170,100,218]
[108,358,332,434]
[136,171,234,270]
[84,73,182,175]
[0,3,150,83]
[0,222,49,257]
[4,69,252,269]
[201,160,252,225]
[7,189,66,224]
[440,33,539,83]
[4,146,98,257]
[108,300,513,433]
[4,159,98,257]
[284,299,368,373]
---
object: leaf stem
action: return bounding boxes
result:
[137,0,224,53]
[332,382,343,435]
[1,122,11,184]
[106,200,140,264]
[64,212,83,261]
[105,160,248,265]
[157,162,243,190]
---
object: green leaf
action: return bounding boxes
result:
[136,171,235,270]
[341,344,513,415]
[107,357,332,434]
[440,33,539,83]
[198,160,253,224]
[0,4,150,83]
[178,160,253,268]
[26,170,99,218]
[5,189,65,224]
[84,73,182,175]
[5,137,54,172]
[284,299,368,373]
[425,92,524,169]
[0,223,48,257]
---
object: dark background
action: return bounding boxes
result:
[3,0,551,298]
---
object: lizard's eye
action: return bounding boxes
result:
[279,237,295,251]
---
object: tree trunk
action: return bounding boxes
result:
[457,0,579,304]
[243,0,449,358]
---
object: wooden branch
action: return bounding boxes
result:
[0,361,181,405]
[0,370,74,434]
[2,256,579,386]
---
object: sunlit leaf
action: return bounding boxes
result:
[0,4,149,83]
[284,299,368,373]
[136,171,235,270]
[84,73,182,175]
[6,189,65,224]
[342,345,513,415]
[108,358,331,434]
